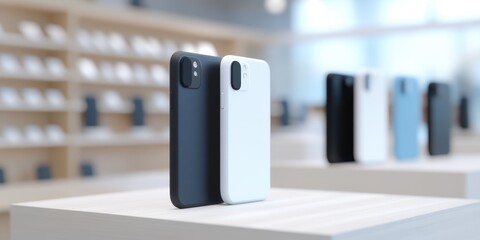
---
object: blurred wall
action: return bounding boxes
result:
[95,0,292,31]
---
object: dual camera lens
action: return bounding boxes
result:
[180,57,201,89]
[193,61,198,77]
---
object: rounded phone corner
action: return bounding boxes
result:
[169,190,185,209]
[170,51,184,63]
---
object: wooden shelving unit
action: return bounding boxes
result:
[0,0,256,185]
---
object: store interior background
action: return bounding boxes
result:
[132,0,480,160]
[1,0,480,238]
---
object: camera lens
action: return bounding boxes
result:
[243,72,248,79]
[193,61,198,68]
[364,74,370,90]
[193,71,198,77]
[231,61,241,90]
[180,58,193,87]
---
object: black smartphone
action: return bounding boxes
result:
[326,73,355,163]
[36,165,52,180]
[170,51,222,208]
[459,95,469,129]
[0,167,5,184]
[85,96,99,127]
[131,97,145,127]
[427,82,452,156]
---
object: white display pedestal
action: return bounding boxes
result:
[1,171,169,240]
[11,188,480,240]
[0,170,169,213]
[272,155,480,199]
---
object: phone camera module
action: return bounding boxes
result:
[231,61,241,90]
[364,74,370,90]
[400,79,409,94]
[180,57,201,89]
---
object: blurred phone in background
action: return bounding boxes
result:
[459,95,469,129]
[428,82,452,156]
[326,73,355,163]
[393,77,420,160]
[354,71,388,163]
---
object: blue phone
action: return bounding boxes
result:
[393,77,421,160]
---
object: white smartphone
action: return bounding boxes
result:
[354,71,388,163]
[220,55,270,204]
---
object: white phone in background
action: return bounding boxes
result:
[354,71,388,163]
[220,55,270,204]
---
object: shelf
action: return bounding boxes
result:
[272,154,480,199]
[0,104,69,112]
[147,109,169,115]
[0,73,68,82]
[0,141,68,149]
[11,188,480,240]
[96,107,132,114]
[0,34,69,51]
[78,78,168,89]
[97,108,169,115]
[76,48,169,63]
[94,108,168,115]
[0,133,169,149]
[74,104,169,114]
[75,134,168,147]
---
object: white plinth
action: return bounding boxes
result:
[11,188,480,240]
[1,171,169,240]
[0,170,169,213]
[272,155,480,199]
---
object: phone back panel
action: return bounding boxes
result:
[220,55,270,204]
[393,77,420,160]
[354,71,388,163]
[326,73,355,163]
[170,52,222,208]
[428,83,451,156]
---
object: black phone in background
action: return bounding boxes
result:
[132,97,146,127]
[37,165,52,180]
[459,96,469,129]
[326,73,355,163]
[170,51,222,208]
[130,0,143,7]
[0,167,5,184]
[428,82,452,156]
[280,99,290,126]
[85,96,99,127]
[80,162,95,177]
